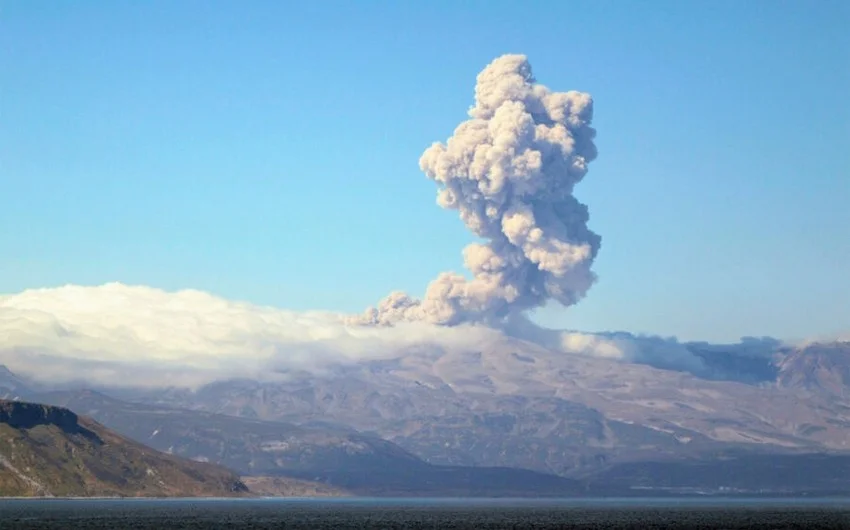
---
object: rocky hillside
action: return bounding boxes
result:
[7,339,850,496]
[128,338,850,476]
[31,389,850,496]
[0,400,248,497]
[35,389,424,478]
[33,390,587,496]
[777,341,850,398]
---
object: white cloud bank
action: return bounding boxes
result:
[0,283,717,389]
[0,283,507,387]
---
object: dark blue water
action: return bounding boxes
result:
[1,497,849,529]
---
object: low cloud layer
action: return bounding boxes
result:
[0,283,506,388]
[355,54,601,326]
[0,283,727,389]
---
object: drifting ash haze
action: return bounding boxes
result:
[355,54,600,327]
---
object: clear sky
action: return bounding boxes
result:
[2,1,848,342]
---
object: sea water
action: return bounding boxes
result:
[1,497,849,529]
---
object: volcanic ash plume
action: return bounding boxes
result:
[356,54,600,326]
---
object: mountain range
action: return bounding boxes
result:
[3,337,850,495]
[120,338,850,466]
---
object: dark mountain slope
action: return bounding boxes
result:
[0,400,248,497]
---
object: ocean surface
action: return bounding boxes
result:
[1,497,849,529]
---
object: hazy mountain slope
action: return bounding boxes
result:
[35,389,423,477]
[20,355,850,496]
[0,365,33,401]
[586,453,850,495]
[9,339,850,492]
[241,476,350,497]
[129,337,850,476]
[777,341,850,399]
[0,400,248,497]
[33,390,587,496]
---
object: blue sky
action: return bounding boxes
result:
[2,1,848,342]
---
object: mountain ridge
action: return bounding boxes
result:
[0,399,249,498]
[4,338,850,495]
[27,387,850,497]
[122,337,850,474]
[31,389,593,496]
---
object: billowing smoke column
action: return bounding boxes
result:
[356,54,600,326]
